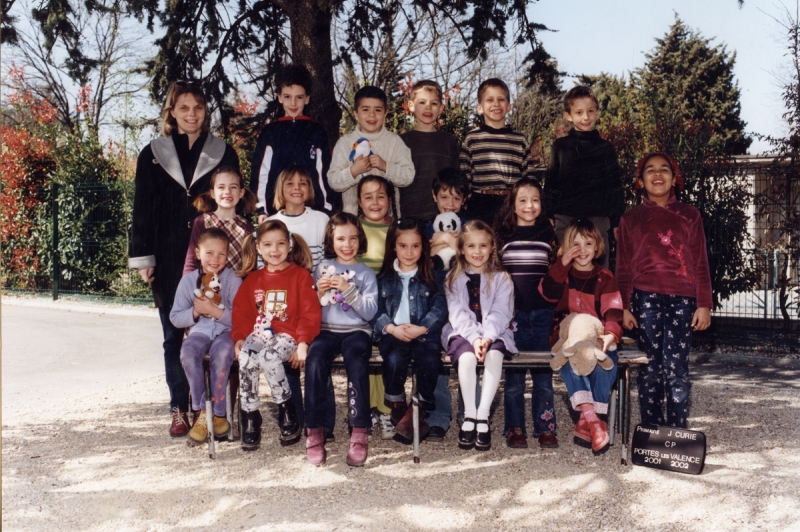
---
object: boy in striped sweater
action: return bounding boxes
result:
[460,78,537,226]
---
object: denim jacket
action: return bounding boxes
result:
[372,270,448,343]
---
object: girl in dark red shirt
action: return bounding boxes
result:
[616,153,712,429]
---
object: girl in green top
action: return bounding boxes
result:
[355,175,396,436]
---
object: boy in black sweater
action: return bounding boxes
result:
[544,86,624,268]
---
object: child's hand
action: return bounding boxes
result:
[561,243,581,266]
[258,214,268,224]
[350,155,372,177]
[368,154,386,172]
[316,277,332,298]
[598,333,616,352]
[472,337,490,362]
[692,307,711,331]
[194,296,222,319]
[289,342,309,369]
[329,275,350,292]
[234,340,244,360]
[622,309,638,330]
[387,324,414,342]
[403,324,428,340]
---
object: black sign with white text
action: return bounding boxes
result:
[631,424,706,475]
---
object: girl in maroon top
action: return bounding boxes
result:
[616,153,712,429]
[539,218,624,453]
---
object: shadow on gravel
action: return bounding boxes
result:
[3,363,799,531]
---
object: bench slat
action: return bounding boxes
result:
[329,349,648,366]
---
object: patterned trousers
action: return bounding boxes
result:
[632,289,696,428]
[238,332,297,412]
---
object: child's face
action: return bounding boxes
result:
[461,230,493,272]
[564,97,598,132]
[395,229,422,272]
[358,181,390,223]
[282,173,310,210]
[354,97,387,134]
[332,223,360,264]
[432,186,464,214]
[170,93,205,137]
[197,238,228,274]
[477,86,511,128]
[638,155,675,204]
[277,84,310,118]
[570,233,597,271]
[256,230,291,270]
[409,89,443,131]
[212,172,244,210]
[514,185,541,226]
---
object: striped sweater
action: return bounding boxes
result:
[459,124,537,191]
[314,259,378,334]
[499,224,557,311]
[267,208,329,268]
[538,260,624,347]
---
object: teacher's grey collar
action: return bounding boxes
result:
[150,134,226,191]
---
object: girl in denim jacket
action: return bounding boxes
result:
[373,219,448,442]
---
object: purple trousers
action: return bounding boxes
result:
[180,332,235,417]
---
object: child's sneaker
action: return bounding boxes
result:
[188,410,209,446]
[379,413,396,440]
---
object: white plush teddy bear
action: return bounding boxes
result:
[318,264,339,306]
[333,269,357,311]
[432,212,462,270]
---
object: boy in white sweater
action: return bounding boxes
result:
[328,86,414,217]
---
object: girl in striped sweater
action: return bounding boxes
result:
[539,218,624,453]
[495,178,559,450]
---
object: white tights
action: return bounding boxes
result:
[458,350,504,431]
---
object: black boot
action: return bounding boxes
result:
[241,409,262,451]
[278,401,301,442]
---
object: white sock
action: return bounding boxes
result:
[458,352,478,429]
[476,350,504,421]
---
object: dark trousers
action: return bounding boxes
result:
[465,193,507,226]
[286,368,336,433]
[632,289,696,428]
[158,306,189,412]
[379,334,441,409]
[305,330,372,429]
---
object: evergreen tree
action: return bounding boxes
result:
[633,17,751,155]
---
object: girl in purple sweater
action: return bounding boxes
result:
[616,152,712,429]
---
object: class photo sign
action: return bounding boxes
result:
[631,424,706,475]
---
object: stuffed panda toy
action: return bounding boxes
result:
[431,212,462,270]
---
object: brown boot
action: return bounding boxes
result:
[394,406,429,441]
[389,401,408,426]
[169,407,190,437]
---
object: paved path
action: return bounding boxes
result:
[2,299,165,422]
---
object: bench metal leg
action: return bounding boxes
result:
[203,356,216,460]
[607,382,618,446]
[620,366,631,465]
[412,373,420,464]
[227,360,240,441]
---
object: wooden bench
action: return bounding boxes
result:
[206,345,648,465]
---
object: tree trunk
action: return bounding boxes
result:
[284,1,342,148]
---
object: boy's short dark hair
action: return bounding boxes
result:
[563,85,599,113]
[432,168,469,199]
[275,64,313,94]
[410,80,443,102]
[477,78,510,102]
[354,85,388,109]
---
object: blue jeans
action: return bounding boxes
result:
[158,306,189,412]
[632,289,696,428]
[379,335,441,409]
[559,351,618,414]
[503,308,557,436]
[305,331,372,429]
[286,369,336,433]
[427,372,453,430]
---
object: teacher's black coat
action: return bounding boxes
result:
[128,133,240,308]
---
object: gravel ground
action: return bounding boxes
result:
[3,361,799,532]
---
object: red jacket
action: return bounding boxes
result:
[231,263,321,345]
[616,195,713,309]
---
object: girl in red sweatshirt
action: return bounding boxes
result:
[616,152,711,429]
[231,220,321,450]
